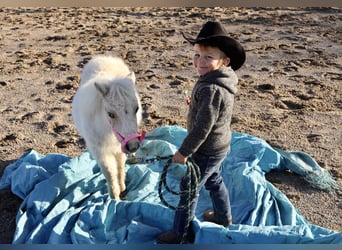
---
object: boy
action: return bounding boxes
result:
[157,21,245,244]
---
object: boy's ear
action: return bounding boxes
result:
[224,57,230,67]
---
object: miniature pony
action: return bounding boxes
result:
[72,55,144,200]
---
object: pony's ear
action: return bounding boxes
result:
[94,82,110,97]
[127,71,136,83]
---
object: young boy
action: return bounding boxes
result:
[156,21,246,244]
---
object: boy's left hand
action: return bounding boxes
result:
[186,96,191,105]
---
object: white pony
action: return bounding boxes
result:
[72,55,144,200]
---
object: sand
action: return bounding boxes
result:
[0,7,341,243]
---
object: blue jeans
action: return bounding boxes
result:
[173,151,232,235]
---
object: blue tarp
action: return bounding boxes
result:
[0,126,341,244]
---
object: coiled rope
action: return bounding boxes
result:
[158,157,200,243]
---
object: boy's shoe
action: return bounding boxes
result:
[156,230,195,244]
[203,210,232,227]
[156,231,182,244]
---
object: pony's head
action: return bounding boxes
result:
[95,72,143,153]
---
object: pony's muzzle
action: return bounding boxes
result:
[113,129,146,154]
[125,130,146,153]
[125,138,140,153]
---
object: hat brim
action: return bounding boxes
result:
[182,32,246,71]
[182,32,226,45]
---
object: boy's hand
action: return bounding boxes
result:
[184,90,191,105]
[186,96,191,105]
[172,151,187,164]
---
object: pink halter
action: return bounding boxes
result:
[112,129,146,154]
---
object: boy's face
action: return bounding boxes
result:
[193,44,230,76]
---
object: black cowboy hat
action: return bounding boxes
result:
[182,21,246,71]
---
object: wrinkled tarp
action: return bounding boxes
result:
[0,126,341,244]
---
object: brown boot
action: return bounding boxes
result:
[156,231,182,244]
[203,210,232,227]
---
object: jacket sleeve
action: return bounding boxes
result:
[178,86,221,156]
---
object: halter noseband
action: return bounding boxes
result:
[112,129,146,154]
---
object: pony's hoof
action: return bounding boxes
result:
[119,190,127,200]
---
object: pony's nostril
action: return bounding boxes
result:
[126,140,140,153]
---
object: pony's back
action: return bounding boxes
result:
[80,55,131,85]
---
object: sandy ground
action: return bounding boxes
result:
[0,7,341,243]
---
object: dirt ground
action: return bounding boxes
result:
[0,7,341,243]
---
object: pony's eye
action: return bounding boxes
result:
[108,112,115,119]
[135,107,139,114]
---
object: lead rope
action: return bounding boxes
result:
[158,157,200,244]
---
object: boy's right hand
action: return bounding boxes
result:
[172,151,188,165]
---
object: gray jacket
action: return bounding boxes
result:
[179,67,238,157]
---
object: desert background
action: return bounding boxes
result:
[0,7,341,243]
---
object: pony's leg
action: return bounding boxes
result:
[98,154,121,200]
[115,152,127,199]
